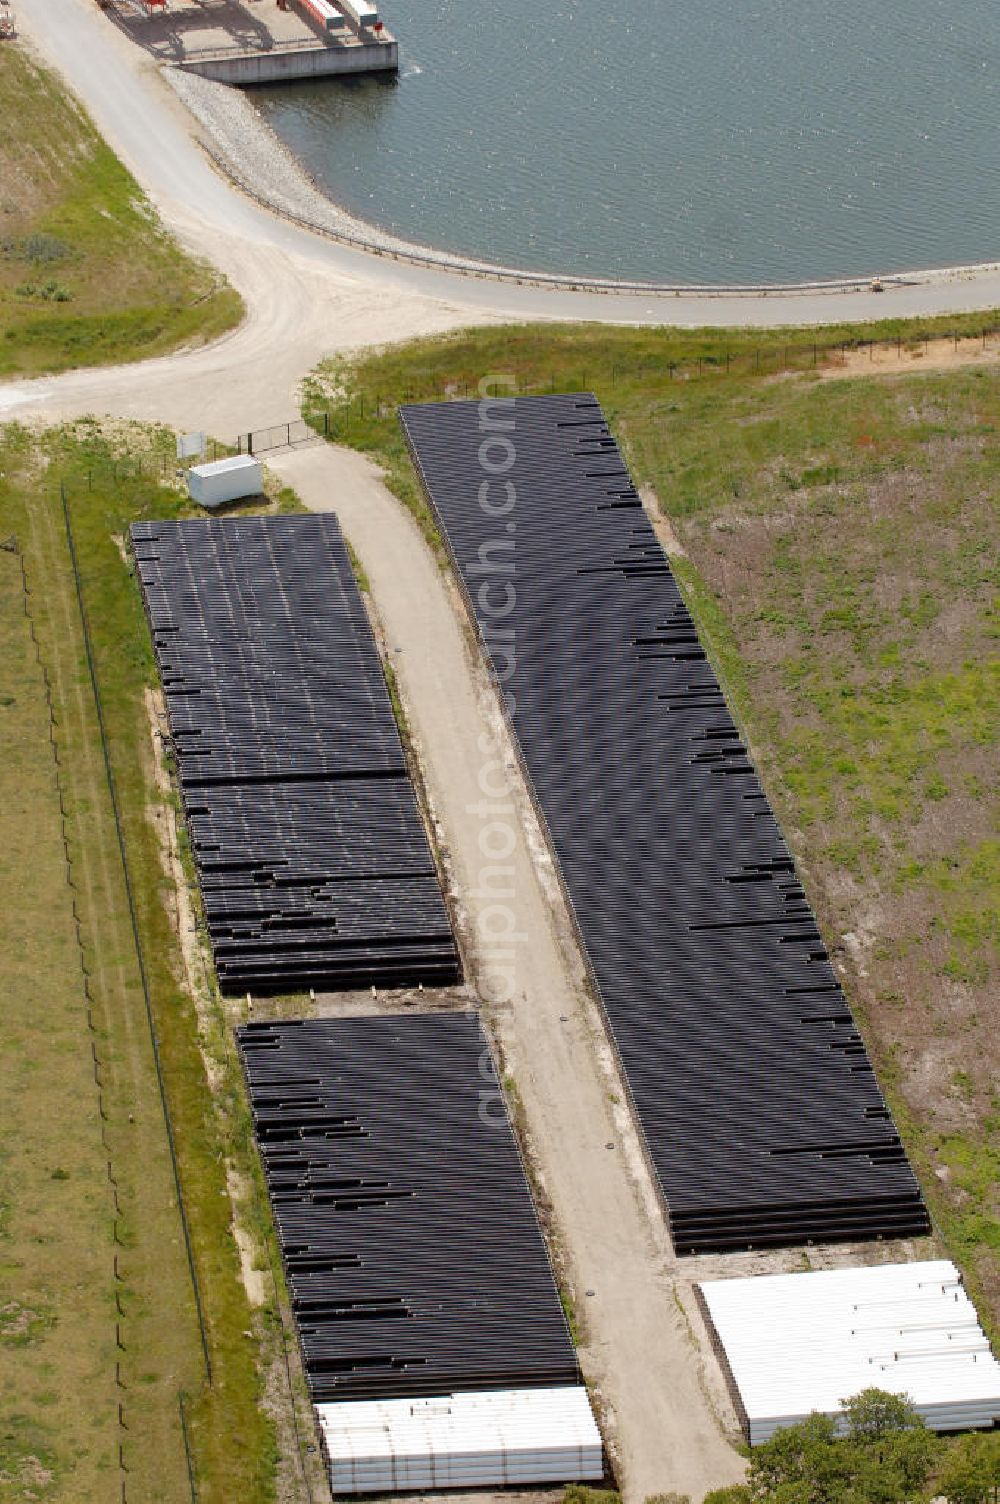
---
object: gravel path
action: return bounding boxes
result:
[268,440,749,1503]
[165,69,488,268]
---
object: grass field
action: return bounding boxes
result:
[303,318,1000,1334]
[0,44,241,377]
[0,422,312,1503]
[0,533,132,1502]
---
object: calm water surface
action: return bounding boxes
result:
[253,0,1000,284]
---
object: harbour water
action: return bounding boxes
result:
[253,0,1000,285]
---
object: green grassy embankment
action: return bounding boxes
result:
[0,421,308,1504]
[0,45,241,377]
[303,318,1000,1334]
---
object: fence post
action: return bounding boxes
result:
[178,1393,199,1504]
[247,432,254,456]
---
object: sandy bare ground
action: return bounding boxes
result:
[266,443,748,1503]
[817,331,1000,380]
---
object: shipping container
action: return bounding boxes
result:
[300,0,348,31]
[340,0,379,29]
[186,454,263,508]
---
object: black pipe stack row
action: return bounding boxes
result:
[131,516,459,994]
[399,394,929,1254]
[237,1013,580,1403]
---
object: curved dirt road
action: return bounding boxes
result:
[6,0,1000,437]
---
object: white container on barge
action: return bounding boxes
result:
[340,0,380,30]
[300,0,348,32]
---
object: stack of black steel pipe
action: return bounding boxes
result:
[237,1013,580,1402]
[399,393,929,1254]
[131,515,459,993]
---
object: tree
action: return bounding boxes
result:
[747,1412,854,1504]
[702,1490,753,1504]
[938,1431,1000,1504]
[841,1388,925,1444]
[842,1427,939,1503]
[839,1390,938,1503]
[734,1389,942,1503]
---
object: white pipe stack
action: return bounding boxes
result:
[699,1260,1000,1444]
[315,1386,604,1494]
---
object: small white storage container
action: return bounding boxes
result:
[186,454,263,509]
[342,0,379,28]
[302,0,348,31]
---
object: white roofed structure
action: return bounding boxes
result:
[699,1260,1000,1444]
[315,1386,604,1494]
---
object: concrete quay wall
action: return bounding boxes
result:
[179,39,397,84]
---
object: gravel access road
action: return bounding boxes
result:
[267,441,749,1504]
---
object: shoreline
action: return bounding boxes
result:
[13,0,1000,448]
[169,67,1000,302]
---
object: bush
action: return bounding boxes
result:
[736,1390,939,1503]
[13,278,72,302]
[564,1489,620,1504]
[937,1431,1000,1504]
[0,232,70,262]
[23,232,70,262]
